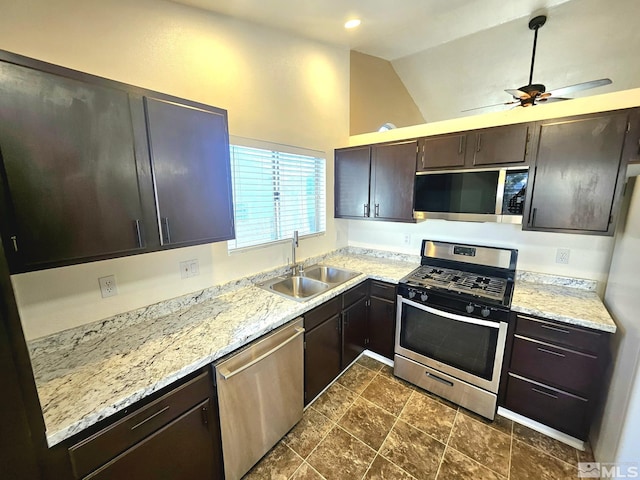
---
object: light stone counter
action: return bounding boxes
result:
[512,272,616,333]
[28,248,418,447]
[28,247,616,448]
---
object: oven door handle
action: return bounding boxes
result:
[401,298,501,329]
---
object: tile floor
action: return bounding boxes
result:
[243,355,594,480]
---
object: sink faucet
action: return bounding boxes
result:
[290,230,303,275]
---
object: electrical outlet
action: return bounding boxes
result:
[98,275,118,298]
[556,248,570,264]
[180,259,200,278]
[403,234,411,246]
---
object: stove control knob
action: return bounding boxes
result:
[420,293,429,302]
[465,304,475,314]
[408,290,416,299]
[481,307,490,318]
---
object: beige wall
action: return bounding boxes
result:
[0,0,350,339]
[350,51,424,135]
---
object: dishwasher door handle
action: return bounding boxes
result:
[219,326,305,380]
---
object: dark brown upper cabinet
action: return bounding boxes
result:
[0,61,156,272]
[335,141,416,222]
[417,123,531,171]
[470,123,531,166]
[0,51,234,273]
[523,110,632,235]
[144,97,234,247]
[418,133,467,170]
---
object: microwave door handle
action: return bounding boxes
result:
[402,297,501,329]
[495,169,507,215]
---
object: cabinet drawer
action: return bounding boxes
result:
[343,282,368,308]
[510,336,598,395]
[369,280,396,301]
[505,373,589,439]
[69,371,211,479]
[516,314,605,353]
[304,296,341,332]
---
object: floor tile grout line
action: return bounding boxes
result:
[511,437,580,471]
[369,389,419,480]
[434,407,458,479]
[285,449,310,480]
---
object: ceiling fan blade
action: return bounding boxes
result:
[537,97,572,103]
[505,89,530,99]
[546,78,612,97]
[462,101,520,112]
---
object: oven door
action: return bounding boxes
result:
[395,296,508,393]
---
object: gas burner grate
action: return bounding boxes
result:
[405,265,507,302]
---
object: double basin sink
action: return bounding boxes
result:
[259,265,362,302]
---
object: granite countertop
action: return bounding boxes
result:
[28,248,617,448]
[512,272,617,333]
[28,249,419,447]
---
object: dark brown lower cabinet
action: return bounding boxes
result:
[368,281,397,360]
[68,370,222,479]
[304,314,341,404]
[502,313,610,440]
[85,400,216,480]
[303,282,369,404]
[342,296,368,369]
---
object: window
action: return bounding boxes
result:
[228,142,326,251]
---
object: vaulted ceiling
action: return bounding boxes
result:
[170,0,640,123]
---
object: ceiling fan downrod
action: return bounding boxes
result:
[528,15,547,86]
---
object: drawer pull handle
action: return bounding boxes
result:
[537,347,565,358]
[540,324,571,334]
[130,405,170,431]
[425,372,454,387]
[532,387,558,399]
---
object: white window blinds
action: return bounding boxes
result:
[228,144,326,251]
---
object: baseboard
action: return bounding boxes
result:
[362,349,394,367]
[498,407,586,451]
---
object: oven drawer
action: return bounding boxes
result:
[505,373,589,439]
[515,314,604,353]
[369,280,396,301]
[510,335,598,396]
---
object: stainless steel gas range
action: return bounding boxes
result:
[394,240,518,420]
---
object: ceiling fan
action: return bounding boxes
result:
[464,15,612,112]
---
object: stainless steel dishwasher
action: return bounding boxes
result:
[214,318,304,480]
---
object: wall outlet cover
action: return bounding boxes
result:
[98,275,118,298]
[556,248,570,264]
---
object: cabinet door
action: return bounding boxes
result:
[144,97,234,246]
[525,112,629,234]
[304,315,341,405]
[370,141,417,222]
[369,296,396,360]
[0,62,148,271]
[418,133,467,170]
[85,400,220,480]
[342,296,368,369]
[471,123,530,166]
[334,146,371,218]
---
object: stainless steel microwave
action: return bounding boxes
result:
[413,167,528,223]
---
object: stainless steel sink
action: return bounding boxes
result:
[304,265,361,285]
[271,276,330,298]
[258,265,361,302]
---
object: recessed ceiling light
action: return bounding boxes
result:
[344,19,361,29]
